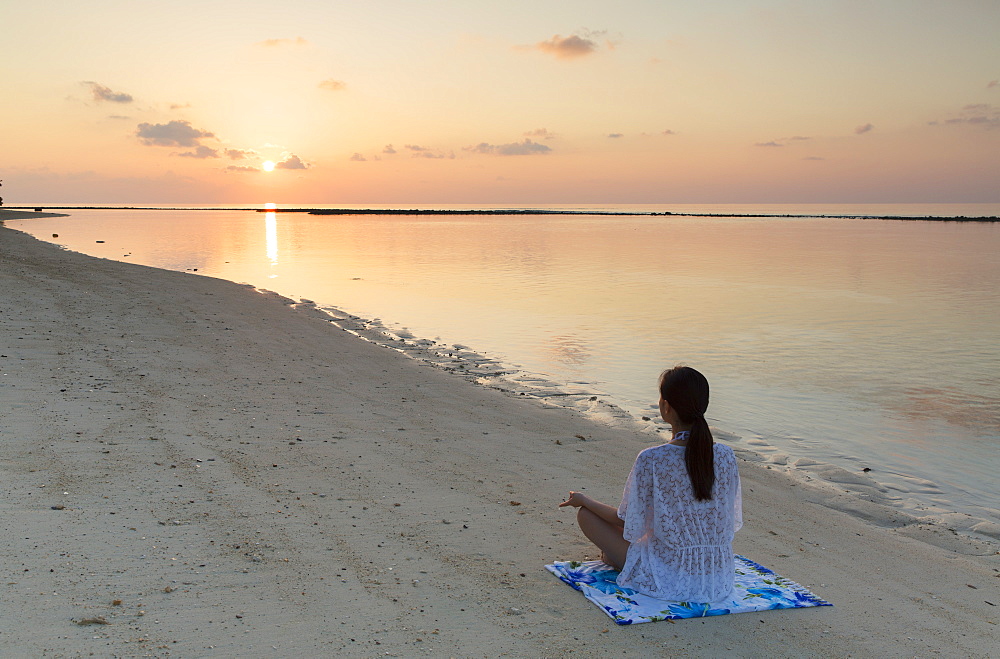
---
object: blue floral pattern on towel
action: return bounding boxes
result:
[546,555,831,625]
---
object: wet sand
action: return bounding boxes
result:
[1,209,997,657]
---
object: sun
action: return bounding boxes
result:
[262,160,276,172]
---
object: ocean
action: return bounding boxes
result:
[8,203,1000,535]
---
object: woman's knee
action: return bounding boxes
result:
[576,506,598,529]
[576,507,612,540]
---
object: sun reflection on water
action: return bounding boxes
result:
[264,211,278,268]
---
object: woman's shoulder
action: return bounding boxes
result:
[713,442,739,469]
[634,441,736,463]
[635,443,684,462]
[713,442,736,456]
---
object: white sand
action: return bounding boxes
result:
[1,210,997,657]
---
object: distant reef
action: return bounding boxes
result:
[277,209,1000,222]
[5,206,997,222]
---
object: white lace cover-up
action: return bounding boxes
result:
[617,442,743,602]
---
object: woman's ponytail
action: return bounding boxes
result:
[685,413,715,501]
[659,366,715,501]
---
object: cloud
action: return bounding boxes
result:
[257,37,308,47]
[524,128,556,140]
[225,165,259,173]
[962,103,990,113]
[803,156,825,161]
[662,129,677,136]
[225,148,256,160]
[754,135,811,146]
[383,144,397,154]
[535,33,600,59]
[931,104,1000,129]
[107,115,131,120]
[319,79,346,92]
[83,81,133,104]
[399,144,453,159]
[178,145,219,159]
[136,120,215,147]
[465,143,493,155]
[988,80,998,89]
[275,154,309,169]
[494,140,551,155]
[465,139,552,156]
[607,133,624,139]
[855,123,874,135]
[349,153,367,162]
[413,151,454,159]
[170,103,191,110]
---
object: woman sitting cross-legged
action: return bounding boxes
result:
[559,365,743,602]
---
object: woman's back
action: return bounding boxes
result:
[617,442,742,602]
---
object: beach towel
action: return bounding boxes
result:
[546,555,831,625]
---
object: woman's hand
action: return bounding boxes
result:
[559,491,590,508]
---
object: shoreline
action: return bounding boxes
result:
[0,214,997,656]
[313,306,1000,542]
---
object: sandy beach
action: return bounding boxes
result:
[1,210,997,658]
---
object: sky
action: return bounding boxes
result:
[2,0,998,205]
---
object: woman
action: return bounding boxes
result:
[559,366,742,602]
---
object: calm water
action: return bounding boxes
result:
[9,204,1000,532]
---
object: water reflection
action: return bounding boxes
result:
[547,334,593,365]
[265,211,278,267]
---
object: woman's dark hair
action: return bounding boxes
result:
[659,366,714,501]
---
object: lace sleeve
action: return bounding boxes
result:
[618,451,651,542]
[717,447,743,532]
[733,466,743,531]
